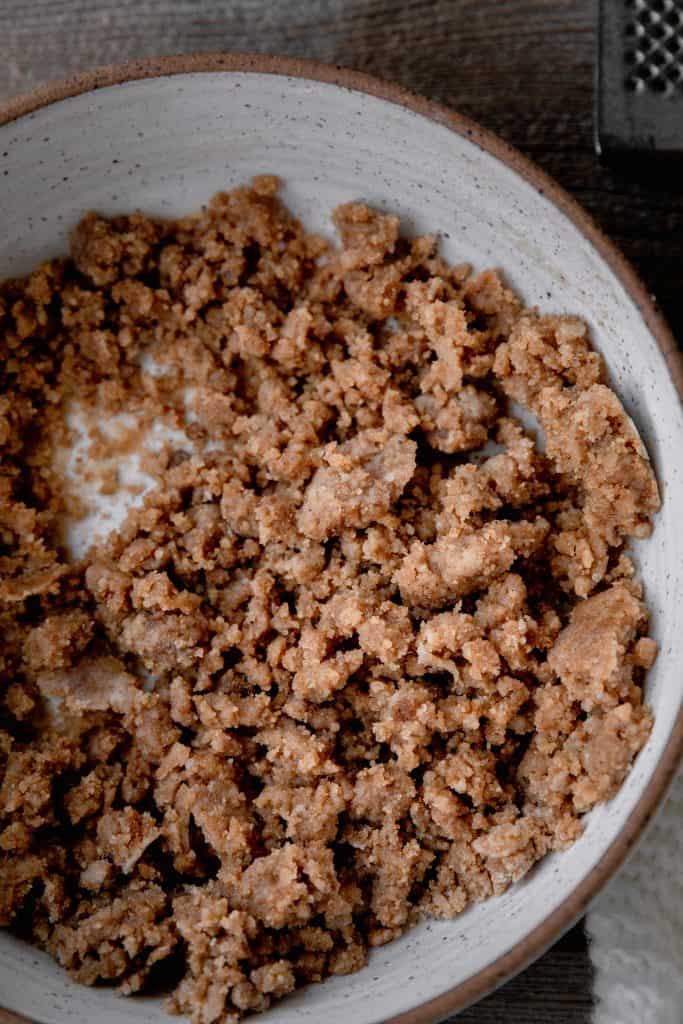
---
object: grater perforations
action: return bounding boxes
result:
[624,0,683,97]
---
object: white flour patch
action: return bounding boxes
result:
[59,400,199,561]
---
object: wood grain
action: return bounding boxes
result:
[4,1,678,1021]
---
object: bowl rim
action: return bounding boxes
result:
[1,50,682,1024]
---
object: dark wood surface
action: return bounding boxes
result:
[4,1,681,1020]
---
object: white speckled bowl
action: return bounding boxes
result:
[1,54,682,1024]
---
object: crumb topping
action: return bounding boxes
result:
[0,178,659,1023]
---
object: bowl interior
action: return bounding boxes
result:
[1,65,682,1024]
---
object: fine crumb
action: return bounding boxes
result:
[0,178,659,1024]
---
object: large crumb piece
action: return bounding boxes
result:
[0,178,659,1024]
[548,583,648,710]
[298,431,417,541]
[395,518,548,609]
[537,383,660,545]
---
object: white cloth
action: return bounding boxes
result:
[588,767,683,1024]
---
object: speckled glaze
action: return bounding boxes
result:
[1,54,682,1024]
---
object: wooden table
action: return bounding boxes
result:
[3,1,681,1020]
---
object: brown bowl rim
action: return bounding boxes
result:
[1,51,682,1024]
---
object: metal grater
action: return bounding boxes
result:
[596,0,683,157]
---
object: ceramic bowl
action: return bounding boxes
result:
[1,54,682,1024]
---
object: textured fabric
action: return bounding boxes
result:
[588,768,683,1023]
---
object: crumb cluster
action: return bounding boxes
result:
[0,177,660,1023]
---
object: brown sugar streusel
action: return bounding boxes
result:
[0,175,659,1023]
